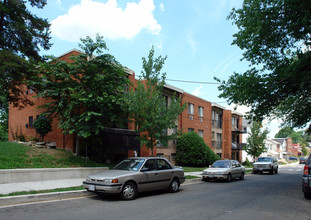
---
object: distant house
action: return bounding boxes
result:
[272,138,292,159]
[261,138,281,159]
[290,143,302,157]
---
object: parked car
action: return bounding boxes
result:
[299,156,307,164]
[253,156,278,174]
[83,157,185,200]
[289,156,298,160]
[201,160,245,182]
[302,154,311,200]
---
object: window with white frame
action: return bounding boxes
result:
[198,106,204,117]
[188,103,194,114]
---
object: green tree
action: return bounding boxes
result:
[301,143,309,156]
[216,0,311,130]
[31,35,129,153]
[124,46,186,155]
[244,121,269,161]
[0,0,51,107]
[275,127,294,138]
[33,116,52,142]
[0,0,51,139]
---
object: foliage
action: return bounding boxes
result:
[33,116,52,142]
[30,36,129,142]
[0,0,51,111]
[244,121,269,161]
[243,157,251,167]
[275,127,294,138]
[0,141,106,169]
[275,126,311,145]
[301,143,309,156]
[176,132,219,167]
[123,46,186,155]
[216,0,311,130]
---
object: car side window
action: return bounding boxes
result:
[143,159,157,171]
[156,159,172,170]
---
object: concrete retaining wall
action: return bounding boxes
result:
[0,167,109,184]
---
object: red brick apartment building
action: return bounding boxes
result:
[8,49,245,163]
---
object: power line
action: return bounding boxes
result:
[166,79,222,84]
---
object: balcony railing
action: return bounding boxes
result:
[231,143,245,150]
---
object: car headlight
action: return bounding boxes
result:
[86,176,91,181]
[103,178,119,183]
[202,171,207,175]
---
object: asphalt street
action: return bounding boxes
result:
[0,163,310,220]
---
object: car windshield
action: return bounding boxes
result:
[212,161,231,168]
[257,157,273,162]
[113,159,145,171]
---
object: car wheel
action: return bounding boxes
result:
[169,178,180,193]
[239,172,245,180]
[304,192,311,200]
[275,167,278,174]
[227,173,232,182]
[252,170,257,174]
[120,182,137,200]
[202,177,209,182]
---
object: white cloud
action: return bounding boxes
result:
[192,85,203,96]
[159,3,164,12]
[51,0,161,42]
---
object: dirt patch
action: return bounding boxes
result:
[26,147,69,159]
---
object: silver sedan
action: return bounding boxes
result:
[83,157,185,200]
[201,160,245,182]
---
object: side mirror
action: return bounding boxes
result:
[140,167,149,172]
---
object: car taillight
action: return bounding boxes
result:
[304,165,309,175]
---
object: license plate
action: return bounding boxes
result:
[88,185,95,191]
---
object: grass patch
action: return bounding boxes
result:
[0,142,114,169]
[181,166,206,172]
[185,175,200,179]
[0,186,85,197]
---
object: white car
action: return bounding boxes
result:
[253,156,278,174]
[201,160,245,182]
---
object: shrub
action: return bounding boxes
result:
[176,132,219,167]
[33,116,52,142]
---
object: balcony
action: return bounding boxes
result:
[231,143,245,150]
[231,126,246,134]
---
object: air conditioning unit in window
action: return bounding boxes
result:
[189,115,193,120]
[199,118,203,122]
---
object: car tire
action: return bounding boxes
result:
[304,192,311,200]
[227,173,232,182]
[275,167,278,174]
[239,172,245,180]
[169,178,180,193]
[120,182,137,200]
[252,170,257,174]
[202,177,209,182]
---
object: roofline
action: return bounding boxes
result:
[164,83,184,94]
[56,48,85,59]
[211,103,227,110]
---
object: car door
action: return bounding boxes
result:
[231,161,242,178]
[139,159,163,192]
[155,159,174,188]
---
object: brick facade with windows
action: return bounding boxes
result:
[8,49,245,163]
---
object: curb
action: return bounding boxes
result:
[0,190,92,207]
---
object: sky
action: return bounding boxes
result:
[30,0,282,137]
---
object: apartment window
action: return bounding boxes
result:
[156,153,164,157]
[212,110,222,128]
[198,106,204,117]
[188,128,194,132]
[216,133,222,149]
[188,103,194,114]
[28,116,34,128]
[198,129,204,138]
